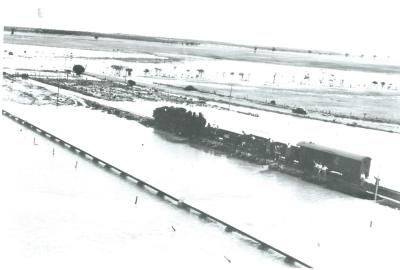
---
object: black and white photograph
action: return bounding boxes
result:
[1,1,400,269]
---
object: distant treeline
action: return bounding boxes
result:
[4,26,341,56]
[153,106,207,137]
[4,26,200,46]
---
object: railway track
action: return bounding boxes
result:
[364,182,400,204]
[270,162,400,209]
[2,109,312,268]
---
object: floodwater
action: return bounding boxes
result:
[3,102,400,269]
[0,112,293,270]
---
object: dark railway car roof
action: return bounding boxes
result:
[297,141,371,161]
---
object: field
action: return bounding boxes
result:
[2,28,400,269]
[4,31,400,125]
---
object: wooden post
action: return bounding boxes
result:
[224,256,231,263]
[374,176,380,202]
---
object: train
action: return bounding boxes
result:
[205,127,373,197]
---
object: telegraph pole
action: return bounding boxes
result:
[228,84,233,110]
[56,86,59,107]
[57,69,60,107]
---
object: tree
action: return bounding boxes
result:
[111,65,123,76]
[73,64,85,76]
[126,68,133,76]
[197,69,204,78]
[239,72,244,80]
[144,68,150,76]
[94,36,99,40]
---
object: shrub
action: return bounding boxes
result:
[184,85,197,91]
[127,80,136,86]
[292,107,307,115]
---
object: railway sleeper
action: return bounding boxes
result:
[136,181,145,187]
[284,256,296,265]
[225,226,234,233]
[156,190,165,198]
[199,213,208,220]
[258,243,270,251]
[177,201,190,211]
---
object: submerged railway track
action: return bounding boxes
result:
[2,109,313,268]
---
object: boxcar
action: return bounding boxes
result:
[297,142,371,184]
